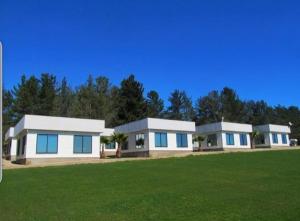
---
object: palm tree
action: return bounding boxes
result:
[193,135,205,151]
[250,130,259,149]
[111,132,128,158]
[100,136,110,159]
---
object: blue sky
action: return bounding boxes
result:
[1,0,300,106]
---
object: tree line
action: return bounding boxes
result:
[3,73,300,144]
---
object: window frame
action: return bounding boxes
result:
[155,132,168,148]
[36,134,58,154]
[272,133,278,144]
[135,133,145,149]
[73,135,92,154]
[239,133,247,146]
[281,134,287,144]
[226,133,235,146]
[176,133,188,148]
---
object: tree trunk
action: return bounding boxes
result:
[116,144,121,158]
[100,144,106,159]
[251,138,256,149]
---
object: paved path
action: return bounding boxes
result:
[2,146,300,170]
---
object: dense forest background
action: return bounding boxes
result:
[3,73,300,144]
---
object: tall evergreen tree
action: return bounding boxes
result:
[220,87,244,122]
[12,75,40,121]
[70,75,98,119]
[196,90,222,124]
[38,73,57,115]
[167,90,195,121]
[52,77,73,116]
[115,74,146,125]
[146,90,164,118]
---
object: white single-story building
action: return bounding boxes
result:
[253,124,291,147]
[5,115,106,163]
[195,122,253,150]
[115,118,196,156]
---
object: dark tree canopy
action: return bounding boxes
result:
[2,74,300,147]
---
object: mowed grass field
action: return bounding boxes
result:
[1,150,300,221]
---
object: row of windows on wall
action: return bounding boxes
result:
[225,133,248,146]
[272,133,288,144]
[154,132,188,148]
[36,134,94,154]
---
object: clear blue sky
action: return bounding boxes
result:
[1,0,300,106]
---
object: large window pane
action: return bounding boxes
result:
[176,133,188,148]
[135,133,145,149]
[155,133,160,147]
[226,133,234,145]
[48,135,58,153]
[161,133,167,147]
[207,134,217,147]
[240,134,247,146]
[155,132,168,147]
[83,136,92,153]
[282,134,287,144]
[272,133,278,144]
[37,134,47,153]
[74,136,83,153]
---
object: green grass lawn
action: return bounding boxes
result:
[1,150,300,221]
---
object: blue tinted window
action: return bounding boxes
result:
[155,132,168,147]
[239,134,247,146]
[282,134,287,144]
[176,133,188,147]
[74,135,92,153]
[226,133,234,145]
[105,142,115,149]
[272,133,278,144]
[47,135,58,153]
[37,134,48,153]
[83,136,92,153]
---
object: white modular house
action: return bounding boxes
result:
[5,115,106,163]
[253,124,291,147]
[115,118,196,156]
[195,122,253,150]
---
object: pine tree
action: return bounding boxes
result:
[115,74,146,125]
[52,77,73,116]
[167,90,195,121]
[12,75,40,121]
[38,73,57,115]
[146,90,164,118]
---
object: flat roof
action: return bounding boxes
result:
[12,115,105,137]
[196,122,253,133]
[115,118,196,133]
[253,124,291,133]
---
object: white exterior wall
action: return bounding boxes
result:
[10,139,17,159]
[148,130,193,151]
[22,130,100,159]
[221,132,251,148]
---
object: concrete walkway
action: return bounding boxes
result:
[2,146,300,170]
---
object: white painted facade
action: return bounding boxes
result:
[195,122,253,149]
[115,118,196,154]
[253,124,291,147]
[5,115,106,162]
